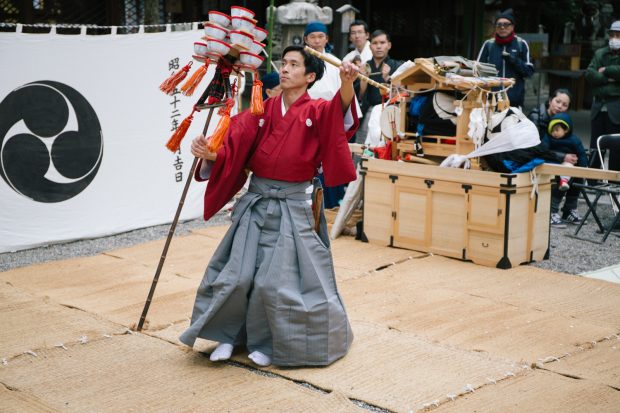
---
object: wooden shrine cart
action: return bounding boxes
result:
[361,158,551,268]
[359,58,619,268]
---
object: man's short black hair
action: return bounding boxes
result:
[370,29,390,42]
[349,20,369,33]
[281,45,325,89]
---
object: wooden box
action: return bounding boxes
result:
[360,158,552,269]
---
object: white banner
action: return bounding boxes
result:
[0,27,237,253]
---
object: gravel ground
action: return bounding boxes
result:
[1,197,618,275]
[0,212,230,273]
[530,196,620,275]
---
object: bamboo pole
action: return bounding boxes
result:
[303,46,390,94]
[266,0,275,73]
[136,106,216,332]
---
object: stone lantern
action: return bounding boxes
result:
[271,0,333,50]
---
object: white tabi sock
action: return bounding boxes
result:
[248,351,271,367]
[209,343,233,361]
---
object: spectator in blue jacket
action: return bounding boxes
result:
[476,9,535,108]
[543,113,589,227]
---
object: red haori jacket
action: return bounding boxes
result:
[195,90,359,220]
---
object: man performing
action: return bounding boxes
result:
[179,45,360,368]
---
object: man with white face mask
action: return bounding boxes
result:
[585,20,620,173]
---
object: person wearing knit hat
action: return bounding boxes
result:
[303,21,340,103]
[476,9,534,108]
[494,9,515,26]
[542,112,589,226]
[302,20,340,102]
[303,20,362,209]
[547,117,571,135]
[304,21,327,37]
[260,71,281,100]
[584,20,620,175]
[304,21,332,54]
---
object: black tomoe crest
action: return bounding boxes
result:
[0,81,103,203]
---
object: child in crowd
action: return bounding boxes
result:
[543,113,588,227]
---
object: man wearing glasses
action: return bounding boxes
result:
[476,9,534,108]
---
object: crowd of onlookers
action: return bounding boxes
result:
[258,9,619,224]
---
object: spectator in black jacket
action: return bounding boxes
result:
[356,30,402,144]
[476,9,534,108]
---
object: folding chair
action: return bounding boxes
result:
[571,134,620,244]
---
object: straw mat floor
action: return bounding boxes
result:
[1,225,619,412]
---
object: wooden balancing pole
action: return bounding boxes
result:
[136,106,216,332]
[303,46,390,94]
[136,53,238,332]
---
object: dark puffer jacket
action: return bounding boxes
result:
[528,102,551,136]
[542,112,588,167]
[476,36,535,107]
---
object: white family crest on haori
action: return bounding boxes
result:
[306,118,312,127]
[259,118,265,127]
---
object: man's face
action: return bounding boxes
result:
[609,30,620,39]
[495,18,514,37]
[304,31,328,52]
[370,34,391,59]
[279,51,315,90]
[349,24,369,49]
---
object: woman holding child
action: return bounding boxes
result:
[528,88,572,136]
[528,89,588,227]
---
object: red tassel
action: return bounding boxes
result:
[207,99,235,153]
[250,77,264,116]
[181,60,209,97]
[373,140,392,160]
[165,110,195,152]
[159,61,192,95]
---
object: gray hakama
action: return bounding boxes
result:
[180,175,353,366]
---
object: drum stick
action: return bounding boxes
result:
[303,46,390,94]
